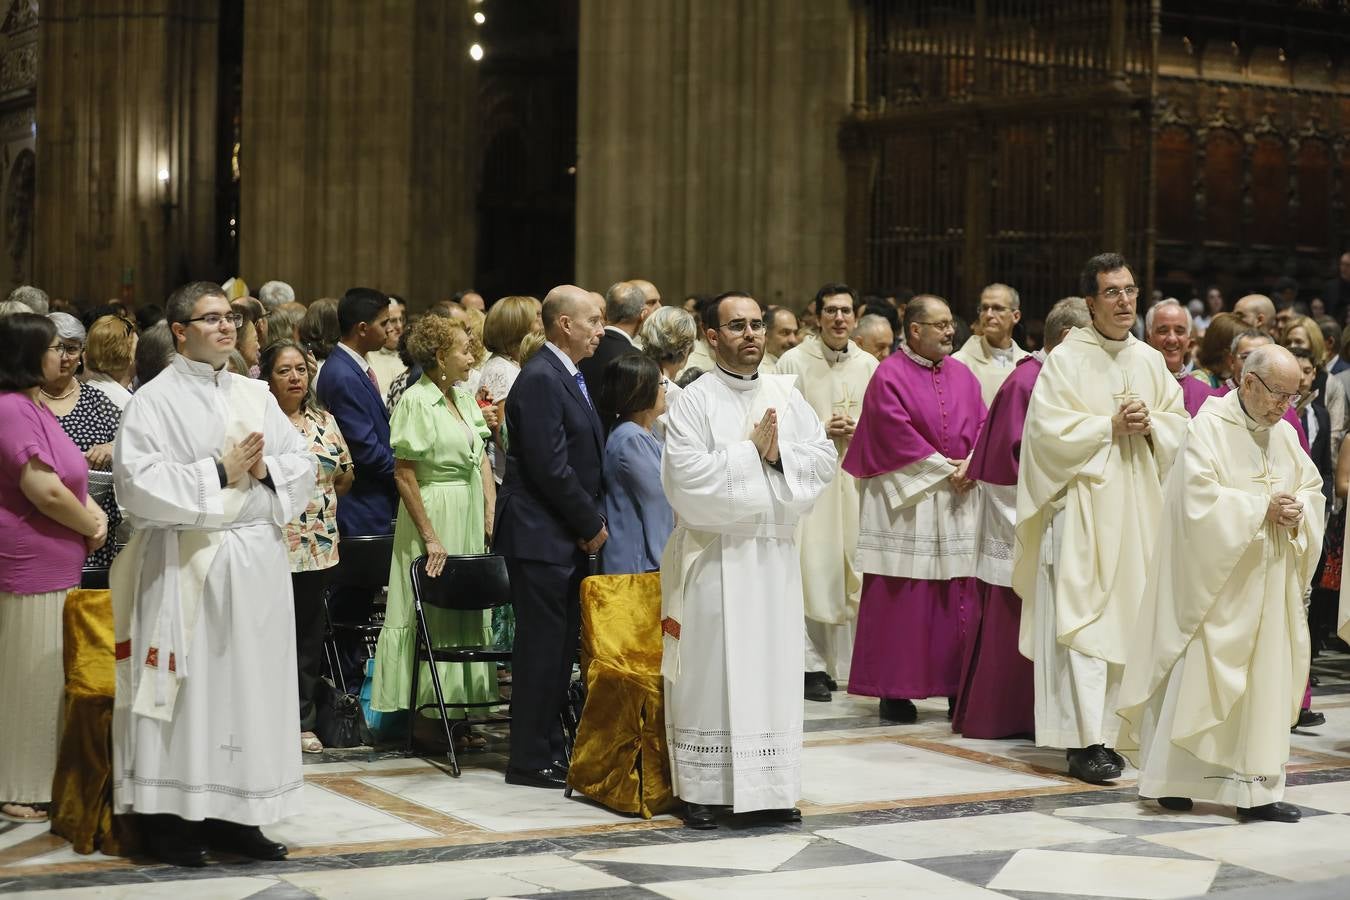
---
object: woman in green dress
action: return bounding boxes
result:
[370,315,497,746]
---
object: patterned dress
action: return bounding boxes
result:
[283,408,352,573]
[55,384,122,568]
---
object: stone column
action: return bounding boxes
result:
[575,0,852,309]
[240,0,477,306]
[35,0,218,308]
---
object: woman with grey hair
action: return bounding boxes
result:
[639,305,697,409]
[41,312,123,568]
[0,298,33,318]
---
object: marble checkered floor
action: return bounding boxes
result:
[5,654,1350,899]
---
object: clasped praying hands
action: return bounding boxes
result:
[1111,399,1151,437]
[751,408,780,465]
[221,431,267,485]
[1266,491,1303,529]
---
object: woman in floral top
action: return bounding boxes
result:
[262,339,353,753]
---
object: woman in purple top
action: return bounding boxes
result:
[0,313,108,825]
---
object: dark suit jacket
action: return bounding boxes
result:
[577,328,640,390]
[315,346,397,536]
[1301,393,1333,510]
[494,346,606,564]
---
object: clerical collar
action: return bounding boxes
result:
[172,353,228,380]
[821,338,850,366]
[1030,349,1047,364]
[900,343,940,370]
[1234,391,1271,433]
[1089,325,1132,352]
[715,363,759,391]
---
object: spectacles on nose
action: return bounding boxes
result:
[819,306,854,319]
[57,343,85,358]
[185,312,244,328]
[1098,286,1139,300]
[718,319,767,336]
[1251,371,1302,405]
[914,320,955,332]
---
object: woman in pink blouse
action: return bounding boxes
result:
[0,313,107,823]
[262,339,353,754]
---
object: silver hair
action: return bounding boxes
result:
[604,281,646,324]
[0,298,33,318]
[983,283,1020,311]
[852,313,892,338]
[1043,297,1091,351]
[1144,297,1192,334]
[48,311,86,341]
[1243,343,1295,382]
[257,280,295,311]
[1229,328,1270,356]
[9,285,49,315]
[639,306,697,363]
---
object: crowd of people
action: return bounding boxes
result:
[1,248,1348,862]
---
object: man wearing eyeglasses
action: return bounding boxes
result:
[111,281,317,865]
[1014,253,1188,785]
[843,294,987,726]
[774,283,879,703]
[661,290,836,829]
[1118,343,1323,824]
[954,283,1029,406]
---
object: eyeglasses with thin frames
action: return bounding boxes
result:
[718,319,767,336]
[1098,286,1140,300]
[184,312,244,328]
[913,320,955,332]
[1251,371,1302,406]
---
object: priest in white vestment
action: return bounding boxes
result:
[661,292,835,829]
[953,283,1029,406]
[774,284,878,700]
[111,282,316,866]
[1013,254,1188,784]
[1118,345,1323,823]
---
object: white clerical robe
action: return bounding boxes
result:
[954,335,1028,407]
[1117,392,1324,806]
[1013,326,1187,749]
[774,337,878,680]
[661,367,835,812]
[111,354,316,824]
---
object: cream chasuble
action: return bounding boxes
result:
[774,336,878,626]
[1117,392,1323,805]
[954,334,1028,407]
[660,367,835,812]
[111,355,316,824]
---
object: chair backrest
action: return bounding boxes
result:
[334,533,395,591]
[577,572,663,675]
[409,554,511,613]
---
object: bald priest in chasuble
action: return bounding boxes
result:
[1013,254,1187,784]
[1118,345,1323,823]
[660,292,836,827]
[773,284,878,695]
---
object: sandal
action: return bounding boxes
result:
[300,732,324,754]
[1,802,49,824]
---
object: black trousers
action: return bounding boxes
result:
[506,556,584,770]
[292,568,330,730]
[327,584,377,692]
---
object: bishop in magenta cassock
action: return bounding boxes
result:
[956,298,1092,739]
[843,296,987,723]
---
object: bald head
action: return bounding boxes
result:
[542,285,592,333]
[1239,343,1302,426]
[1245,343,1298,383]
[542,285,605,363]
[1234,294,1276,334]
[852,313,894,362]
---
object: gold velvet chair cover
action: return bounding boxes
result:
[49,589,139,856]
[566,572,674,818]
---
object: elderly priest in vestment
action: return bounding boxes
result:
[111,282,316,866]
[956,297,1091,739]
[1014,253,1188,784]
[660,291,836,830]
[843,295,987,724]
[1117,344,1323,823]
[774,283,878,701]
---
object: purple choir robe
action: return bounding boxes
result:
[843,350,987,702]
[1180,374,1220,418]
[956,356,1039,739]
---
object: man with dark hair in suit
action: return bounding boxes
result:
[578,281,647,387]
[315,287,396,684]
[496,284,608,788]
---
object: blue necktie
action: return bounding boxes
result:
[574,371,593,408]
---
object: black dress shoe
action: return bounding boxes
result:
[144,821,208,868]
[1157,796,1193,811]
[201,820,288,861]
[1104,747,1128,770]
[683,802,719,830]
[804,672,832,702]
[505,765,567,789]
[1293,709,1326,730]
[879,698,917,723]
[1066,745,1122,784]
[1238,802,1301,823]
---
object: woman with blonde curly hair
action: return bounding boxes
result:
[83,314,138,410]
[369,315,497,747]
[479,296,542,483]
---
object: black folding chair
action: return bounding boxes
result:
[407,553,512,776]
[323,532,395,694]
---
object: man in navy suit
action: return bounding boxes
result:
[315,287,396,684]
[496,285,607,788]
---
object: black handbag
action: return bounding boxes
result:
[314,679,374,748]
